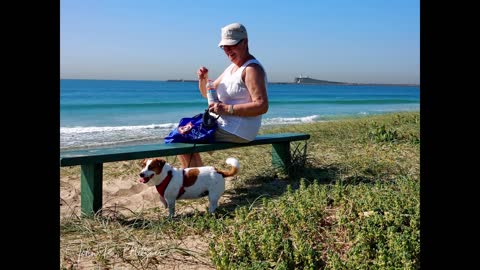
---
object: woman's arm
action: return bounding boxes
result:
[197,67,208,98]
[234,64,268,117]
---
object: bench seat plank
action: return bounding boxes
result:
[60,133,310,166]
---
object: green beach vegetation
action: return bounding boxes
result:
[60,111,420,269]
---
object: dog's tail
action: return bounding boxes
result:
[216,157,240,177]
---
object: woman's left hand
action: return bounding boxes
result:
[208,102,227,115]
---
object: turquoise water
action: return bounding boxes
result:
[60,79,419,150]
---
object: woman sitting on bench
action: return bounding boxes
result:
[179,22,269,168]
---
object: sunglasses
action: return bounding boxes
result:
[220,39,244,50]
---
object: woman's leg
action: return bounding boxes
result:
[178,153,203,168]
[178,129,248,168]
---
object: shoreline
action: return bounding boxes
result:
[60,111,419,152]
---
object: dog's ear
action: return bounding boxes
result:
[140,159,148,168]
[151,158,166,172]
[153,158,166,166]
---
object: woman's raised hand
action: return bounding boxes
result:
[197,66,209,80]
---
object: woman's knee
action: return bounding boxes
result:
[178,153,203,168]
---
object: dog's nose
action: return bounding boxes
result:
[139,173,144,177]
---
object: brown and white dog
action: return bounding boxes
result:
[138,157,239,217]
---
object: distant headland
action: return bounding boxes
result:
[166,75,419,87]
[287,75,419,87]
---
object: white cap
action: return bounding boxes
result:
[218,23,248,47]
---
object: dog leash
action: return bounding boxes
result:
[187,109,219,168]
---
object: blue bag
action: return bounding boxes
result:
[164,110,218,144]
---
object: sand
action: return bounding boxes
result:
[60,167,237,219]
[60,160,241,269]
[60,174,159,218]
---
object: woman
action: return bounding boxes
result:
[179,22,269,168]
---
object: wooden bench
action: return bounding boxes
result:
[60,132,310,216]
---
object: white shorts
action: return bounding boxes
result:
[215,128,251,143]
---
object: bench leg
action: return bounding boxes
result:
[272,142,291,172]
[80,163,103,216]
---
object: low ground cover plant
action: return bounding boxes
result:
[60,111,420,269]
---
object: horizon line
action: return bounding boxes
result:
[60,77,419,87]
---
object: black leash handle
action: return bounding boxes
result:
[188,109,216,168]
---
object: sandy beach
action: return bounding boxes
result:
[60,113,420,269]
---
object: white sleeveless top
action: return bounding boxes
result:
[216,59,267,141]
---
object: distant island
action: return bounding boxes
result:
[166,75,419,87]
[292,75,345,85]
[288,75,419,87]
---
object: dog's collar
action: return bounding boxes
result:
[155,170,173,197]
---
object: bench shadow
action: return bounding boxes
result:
[102,162,378,224]
[216,165,342,215]
[98,164,343,225]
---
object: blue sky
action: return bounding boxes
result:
[60,0,419,84]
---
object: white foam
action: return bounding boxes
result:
[262,115,322,126]
[60,123,177,134]
[60,123,180,150]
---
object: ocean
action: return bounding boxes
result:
[60,79,419,151]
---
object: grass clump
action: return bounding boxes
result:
[209,176,419,270]
[60,111,420,269]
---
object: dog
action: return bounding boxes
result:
[138,157,239,217]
